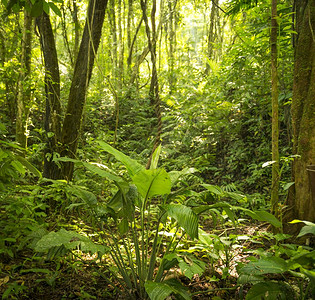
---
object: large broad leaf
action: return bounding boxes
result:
[237,274,263,285]
[202,184,224,196]
[144,281,173,300]
[34,229,106,255]
[297,225,315,238]
[16,155,42,178]
[289,220,315,237]
[132,168,171,201]
[241,257,288,276]
[193,202,233,217]
[178,255,207,280]
[237,207,282,228]
[168,168,198,186]
[145,279,191,300]
[164,204,198,239]
[56,156,125,184]
[245,281,294,300]
[98,141,144,177]
[82,161,124,183]
[71,186,97,207]
[253,211,282,228]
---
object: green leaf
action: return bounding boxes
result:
[283,182,294,191]
[145,279,191,300]
[150,144,161,169]
[20,268,51,274]
[49,2,61,17]
[241,257,288,276]
[237,208,282,228]
[71,187,97,207]
[145,281,173,300]
[245,281,294,300]
[297,225,315,237]
[165,204,198,239]
[198,228,212,246]
[178,255,206,280]
[42,0,49,14]
[202,184,224,196]
[168,167,198,186]
[34,229,106,255]
[82,162,125,183]
[253,211,282,228]
[132,168,171,201]
[30,0,43,17]
[237,274,263,285]
[97,141,144,177]
[16,155,42,178]
[10,159,25,175]
[193,202,232,215]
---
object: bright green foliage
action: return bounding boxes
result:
[238,223,315,299]
[35,228,106,256]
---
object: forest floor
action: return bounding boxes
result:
[0,222,267,299]
[0,254,242,299]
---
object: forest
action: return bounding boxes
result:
[0,0,314,298]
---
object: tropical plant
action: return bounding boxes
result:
[238,220,315,299]
[34,143,203,299]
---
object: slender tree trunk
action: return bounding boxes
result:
[140,0,163,168]
[60,0,108,180]
[167,0,177,93]
[16,8,32,149]
[36,12,62,179]
[108,0,118,83]
[72,0,81,61]
[271,0,279,220]
[61,4,74,66]
[117,0,124,93]
[286,0,315,229]
[208,0,217,61]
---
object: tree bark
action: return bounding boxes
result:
[286,0,315,228]
[16,8,33,149]
[140,0,163,168]
[60,0,108,180]
[271,0,279,219]
[36,12,62,179]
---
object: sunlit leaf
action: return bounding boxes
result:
[132,168,171,200]
[98,141,144,177]
[245,281,294,300]
[165,204,198,239]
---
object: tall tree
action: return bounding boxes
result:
[36,11,62,179]
[286,0,315,227]
[16,7,33,149]
[140,0,163,167]
[37,0,108,180]
[270,0,279,219]
[60,0,108,180]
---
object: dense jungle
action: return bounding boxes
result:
[0,0,314,299]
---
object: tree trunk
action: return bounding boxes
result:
[167,0,177,93]
[72,0,81,62]
[286,0,315,228]
[36,12,62,179]
[140,0,163,168]
[108,0,118,82]
[60,0,108,180]
[16,8,32,149]
[270,0,279,219]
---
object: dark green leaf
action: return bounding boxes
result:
[49,2,61,17]
[30,0,43,17]
[98,141,144,177]
[165,204,198,239]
